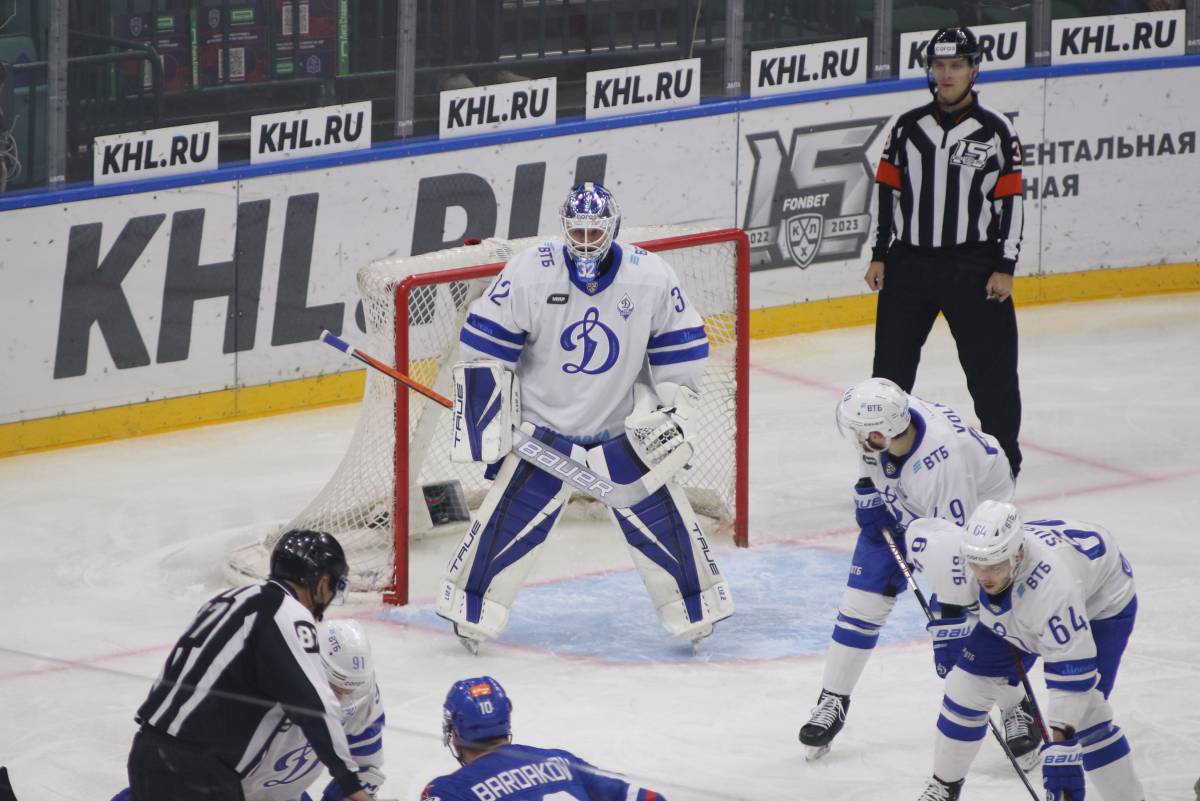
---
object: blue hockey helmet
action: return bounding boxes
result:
[559,182,621,282]
[442,676,513,761]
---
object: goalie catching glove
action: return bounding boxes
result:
[624,384,699,470]
[451,361,521,464]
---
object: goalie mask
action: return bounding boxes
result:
[319,619,374,707]
[961,500,1026,593]
[835,377,911,452]
[442,676,512,764]
[559,182,620,282]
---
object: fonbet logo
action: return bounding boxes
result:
[743,118,889,270]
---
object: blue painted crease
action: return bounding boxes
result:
[384,543,928,662]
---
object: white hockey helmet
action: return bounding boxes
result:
[961,500,1025,570]
[835,378,911,451]
[319,619,374,701]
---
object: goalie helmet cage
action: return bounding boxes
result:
[227,226,749,605]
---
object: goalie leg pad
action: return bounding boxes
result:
[451,361,520,464]
[588,436,734,641]
[436,427,578,641]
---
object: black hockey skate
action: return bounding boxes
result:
[1002,697,1041,772]
[798,690,849,761]
[915,776,963,801]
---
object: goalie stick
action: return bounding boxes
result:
[863,480,1040,801]
[319,330,692,508]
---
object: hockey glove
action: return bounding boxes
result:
[450,361,520,464]
[1040,739,1085,801]
[853,481,899,536]
[926,614,972,678]
[625,384,699,469]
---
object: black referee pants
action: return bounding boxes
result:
[128,726,245,801]
[872,242,1022,477]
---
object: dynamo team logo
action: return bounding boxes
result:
[560,307,619,375]
[743,117,890,271]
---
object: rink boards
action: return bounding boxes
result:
[1,58,1199,453]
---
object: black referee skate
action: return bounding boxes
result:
[1002,697,1040,772]
[798,690,850,761]
[915,776,963,801]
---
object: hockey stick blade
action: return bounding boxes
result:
[318,330,688,508]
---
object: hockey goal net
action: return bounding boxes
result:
[227,226,749,604]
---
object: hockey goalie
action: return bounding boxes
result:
[435,182,735,651]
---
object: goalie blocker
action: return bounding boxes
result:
[451,362,521,464]
[437,381,734,647]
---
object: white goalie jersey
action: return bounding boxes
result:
[907,515,1136,730]
[458,238,708,440]
[859,397,1014,529]
[241,681,386,801]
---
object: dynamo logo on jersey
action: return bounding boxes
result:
[263,744,320,787]
[560,307,620,374]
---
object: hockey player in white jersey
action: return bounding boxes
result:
[112,619,386,801]
[799,377,1031,762]
[435,182,734,649]
[905,502,1142,801]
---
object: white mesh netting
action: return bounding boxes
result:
[226,226,746,600]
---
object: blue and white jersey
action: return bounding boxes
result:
[241,681,386,801]
[858,396,1014,531]
[420,743,663,801]
[459,238,707,440]
[907,515,1136,730]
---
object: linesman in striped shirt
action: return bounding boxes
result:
[127,530,372,801]
[867,26,1025,477]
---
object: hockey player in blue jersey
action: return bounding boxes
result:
[906,502,1143,801]
[436,182,734,650]
[799,378,1037,765]
[421,676,665,801]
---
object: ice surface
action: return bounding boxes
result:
[2,295,1197,800]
